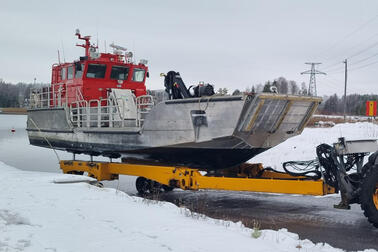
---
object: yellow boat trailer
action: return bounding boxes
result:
[59,138,378,228]
[60,160,335,196]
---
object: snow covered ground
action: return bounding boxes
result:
[312,114,372,120]
[2,161,374,252]
[1,114,377,251]
[251,122,378,170]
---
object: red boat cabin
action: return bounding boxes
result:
[50,29,148,107]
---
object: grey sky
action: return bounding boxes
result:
[1,0,378,95]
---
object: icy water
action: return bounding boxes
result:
[0,114,113,172]
[0,114,125,172]
[0,114,64,173]
[0,114,137,192]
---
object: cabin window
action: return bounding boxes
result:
[67,66,74,79]
[110,66,129,80]
[75,64,84,78]
[86,64,107,78]
[61,68,66,80]
[132,68,145,82]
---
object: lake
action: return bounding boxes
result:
[0,114,137,193]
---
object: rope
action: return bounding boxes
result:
[198,96,211,111]
[29,117,61,162]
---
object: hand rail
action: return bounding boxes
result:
[67,96,154,129]
[29,86,154,129]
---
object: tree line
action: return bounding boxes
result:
[320,93,378,115]
[215,76,377,116]
[0,80,45,107]
[216,77,307,96]
[1,78,376,116]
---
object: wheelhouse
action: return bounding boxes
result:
[49,29,148,106]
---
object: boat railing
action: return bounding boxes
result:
[68,95,154,129]
[136,95,154,127]
[29,84,84,109]
[29,85,154,128]
[30,86,51,108]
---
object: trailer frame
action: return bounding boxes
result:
[60,160,335,196]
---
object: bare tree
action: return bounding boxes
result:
[289,80,299,94]
[300,82,308,96]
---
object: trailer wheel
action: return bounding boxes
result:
[136,177,150,195]
[162,185,174,192]
[360,164,378,228]
[67,170,84,175]
[149,181,163,194]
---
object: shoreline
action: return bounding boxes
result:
[0,107,27,115]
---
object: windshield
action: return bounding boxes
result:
[75,64,84,78]
[132,68,145,82]
[86,64,107,78]
[110,66,129,80]
[61,68,66,80]
[67,66,74,79]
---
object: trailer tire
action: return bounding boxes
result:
[149,181,162,194]
[67,170,84,175]
[162,185,174,192]
[360,164,378,228]
[136,177,150,195]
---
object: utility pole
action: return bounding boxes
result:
[301,63,326,96]
[343,59,348,122]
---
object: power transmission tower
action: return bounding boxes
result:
[301,63,326,96]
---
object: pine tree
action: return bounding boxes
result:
[263,81,271,92]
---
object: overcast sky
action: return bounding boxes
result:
[1,0,378,95]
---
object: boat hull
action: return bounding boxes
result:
[27,94,321,170]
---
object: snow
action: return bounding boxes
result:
[0,161,368,252]
[251,122,378,170]
[312,114,372,121]
[1,115,378,251]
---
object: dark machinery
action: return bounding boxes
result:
[317,138,378,227]
[163,71,214,100]
[285,137,378,228]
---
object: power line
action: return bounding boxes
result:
[315,13,378,59]
[346,40,378,59]
[327,67,346,74]
[323,51,378,73]
[330,58,378,73]
[350,51,378,65]
[322,63,344,72]
[342,31,378,57]
[322,60,344,71]
[322,41,378,71]
[349,58,378,71]
[321,32,378,69]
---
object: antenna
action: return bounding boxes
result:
[109,42,127,55]
[301,63,326,96]
[60,40,66,63]
[104,40,107,53]
[132,40,135,63]
[96,29,99,51]
[75,28,93,57]
[57,50,61,64]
